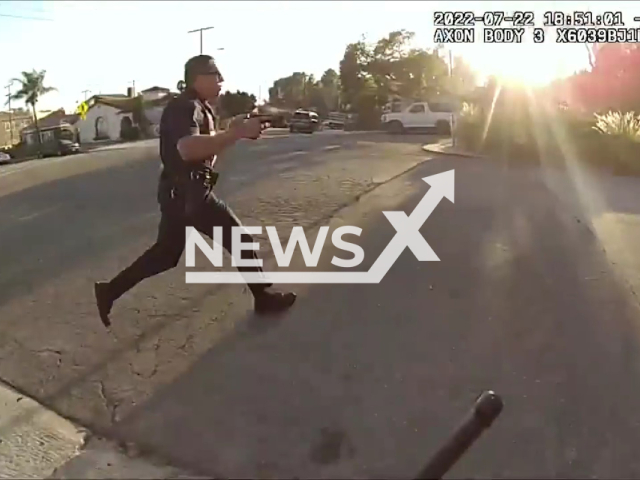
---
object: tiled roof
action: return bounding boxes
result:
[21,109,80,132]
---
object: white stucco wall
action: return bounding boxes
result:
[76,104,132,143]
[144,105,165,125]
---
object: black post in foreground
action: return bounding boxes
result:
[414,390,504,480]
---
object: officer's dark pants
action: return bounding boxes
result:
[108,190,271,301]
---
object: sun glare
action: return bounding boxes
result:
[459,39,589,88]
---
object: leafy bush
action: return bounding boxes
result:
[458,102,482,123]
[452,84,640,175]
[593,111,640,140]
[455,88,544,160]
[454,102,484,150]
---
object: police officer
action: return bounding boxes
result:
[94,54,296,328]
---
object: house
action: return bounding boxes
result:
[75,87,175,143]
[19,109,81,148]
[22,108,79,132]
[141,86,171,101]
[0,109,33,147]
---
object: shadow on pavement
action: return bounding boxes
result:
[112,158,640,478]
[537,159,640,219]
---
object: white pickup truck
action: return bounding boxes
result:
[381,100,456,134]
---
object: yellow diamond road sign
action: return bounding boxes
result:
[76,101,88,120]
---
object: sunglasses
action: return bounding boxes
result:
[205,70,224,83]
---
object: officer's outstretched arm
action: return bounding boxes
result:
[165,99,243,163]
[178,129,243,163]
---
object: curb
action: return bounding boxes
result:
[422,143,486,159]
[0,380,196,479]
[0,380,87,479]
[0,156,40,167]
[49,437,204,479]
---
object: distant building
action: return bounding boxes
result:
[22,108,79,132]
[141,86,171,101]
[74,86,175,143]
[20,109,80,147]
[0,110,33,147]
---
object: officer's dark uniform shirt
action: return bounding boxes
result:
[158,88,216,204]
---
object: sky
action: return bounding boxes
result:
[0,1,634,114]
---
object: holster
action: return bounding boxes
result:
[164,170,219,217]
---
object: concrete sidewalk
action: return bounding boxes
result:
[0,380,199,479]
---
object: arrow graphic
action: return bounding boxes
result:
[185,169,455,284]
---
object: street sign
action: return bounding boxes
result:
[76,101,88,120]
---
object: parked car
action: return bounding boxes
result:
[289,110,319,134]
[0,151,11,164]
[57,139,81,156]
[325,112,347,129]
[381,100,457,134]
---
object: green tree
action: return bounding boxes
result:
[218,90,257,118]
[268,73,309,110]
[320,68,341,111]
[339,30,452,127]
[339,39,373,111]
[130,95,152,139]
[267,72,333,114]
[559,43,640,112]
[8,69,56,154]
[449,55,477,97]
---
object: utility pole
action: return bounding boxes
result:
[188,26,214,54]
[4,82,14,145]
[448,48,456,148]
[82,89,91,101]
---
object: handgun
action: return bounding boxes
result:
[247,112,277,125]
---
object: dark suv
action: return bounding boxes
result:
[289,110,319,134]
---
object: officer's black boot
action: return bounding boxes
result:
[253,288,297,315]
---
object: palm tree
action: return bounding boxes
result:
[8,69,56,155]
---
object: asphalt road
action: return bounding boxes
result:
[2,130,640,478]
